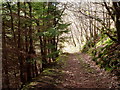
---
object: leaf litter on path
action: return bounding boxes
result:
[23,53,119,89]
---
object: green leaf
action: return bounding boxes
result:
[36,32,44,36]
[47,50,60,58]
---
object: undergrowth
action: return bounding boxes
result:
[22,54,67,89]
[82,35,120,76]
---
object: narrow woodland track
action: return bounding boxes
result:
[61,53,118,88]
[23,53,119,89]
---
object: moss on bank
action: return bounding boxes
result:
[82,36,120,76]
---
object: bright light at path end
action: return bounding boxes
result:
[62,42,80,53]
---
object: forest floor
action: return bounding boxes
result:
[22,53,119,89]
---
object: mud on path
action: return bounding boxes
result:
[23,53,119,89]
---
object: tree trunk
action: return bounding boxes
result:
[113,2,120,44]
[24,2,28,82]
[35,60,38,76]
[115,16,120,44]
[7,2,16,43]
[2,21,10,89]
[17,2,25,85]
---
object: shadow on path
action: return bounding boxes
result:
[22,53,119,89]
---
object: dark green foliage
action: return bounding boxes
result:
[82,34,120,74]
[2,2,69,89]
[81,38,97,53]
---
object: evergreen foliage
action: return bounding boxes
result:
[2,2,69,88]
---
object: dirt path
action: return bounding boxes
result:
[23,53,119,89]
[61,53,118,88]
